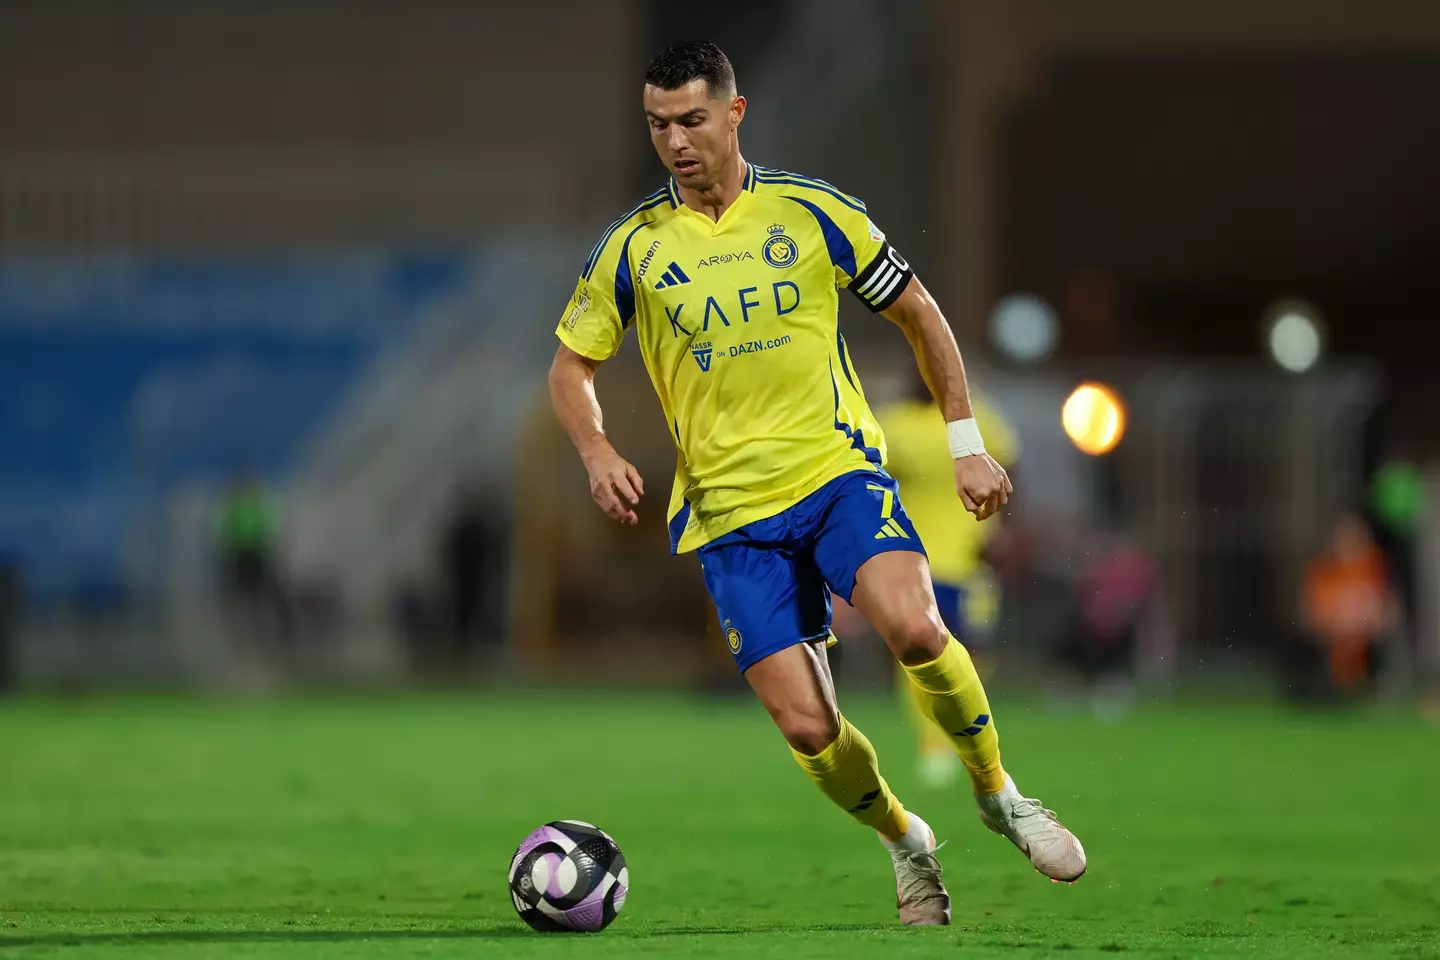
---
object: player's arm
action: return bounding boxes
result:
[809,189,1010,519]
[548,345,643,525]
[880,277,1011,521]
[549,258,645,525]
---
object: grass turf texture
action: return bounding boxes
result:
[1,693,1436,959]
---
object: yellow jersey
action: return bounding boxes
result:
[876,395,1019,584]
[557,164,915,554]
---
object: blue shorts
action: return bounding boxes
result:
[697,470,925,672]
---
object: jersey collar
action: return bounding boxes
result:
[668,162,757,207]
[669,163,758,231]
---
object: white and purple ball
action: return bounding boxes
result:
[507,820,627,933]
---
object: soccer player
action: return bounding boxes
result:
[548,40,1085,925]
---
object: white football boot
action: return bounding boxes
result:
[977,775,1087,882]
[880,812,951,926]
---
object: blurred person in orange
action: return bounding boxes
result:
[1301,511,1398,694]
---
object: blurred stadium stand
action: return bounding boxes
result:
[0,251,468,597]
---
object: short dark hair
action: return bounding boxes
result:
[644,40,736,98]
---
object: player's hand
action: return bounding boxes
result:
[954,453,1011,521]
[582,445,644,525]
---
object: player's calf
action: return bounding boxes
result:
[789,716,909,842]
[901,636,1008,795]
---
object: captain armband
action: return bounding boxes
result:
[848,243,913,312]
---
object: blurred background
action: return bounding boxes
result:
[3,0,1439,715]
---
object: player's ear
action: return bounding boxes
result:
[730,95,746,128]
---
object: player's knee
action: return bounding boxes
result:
[889,613,948,667]
[778,707,841,756]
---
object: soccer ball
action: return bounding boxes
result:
[507,820,628,932]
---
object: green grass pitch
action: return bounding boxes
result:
[2,690,1437,958]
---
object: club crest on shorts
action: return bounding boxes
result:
[762,223,799,268]
[724,619,743,655]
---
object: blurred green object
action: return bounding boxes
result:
[217,484,278,553]
[1370,460,1425,534]
[1,694,1436,957]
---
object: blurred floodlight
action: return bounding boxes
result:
[1264,300,1323,373]
[1062,381,1126,456]
[989,293,1059,363]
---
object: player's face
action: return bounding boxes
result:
[643,80,745,191]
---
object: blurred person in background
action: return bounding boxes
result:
[439,486,507,672]
[215,473,287,655]
[442,491,489,668]
[1055,526,1168,720]
[835,373,1019,788]
[548,40,1084,925]
[1294,510,1398,700]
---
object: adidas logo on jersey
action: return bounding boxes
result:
[655,261,692,289]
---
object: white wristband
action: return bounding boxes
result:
[947,418,986,459]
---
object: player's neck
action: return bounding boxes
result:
[677,151,748,222]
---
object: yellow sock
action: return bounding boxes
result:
[903,637,1007,795]
[791,716,909,841]
[898,661,953,758]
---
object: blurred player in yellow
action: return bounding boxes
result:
[548,41,1085,926]
[876,379,1020,788]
